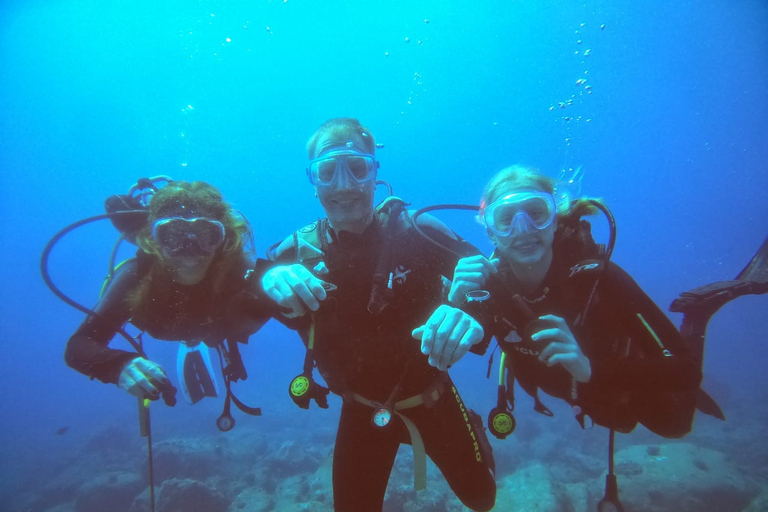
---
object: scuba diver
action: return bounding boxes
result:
[260,118,496,512]
[448,164,702,437]
[436,164,767,511]
[58,179,272,430]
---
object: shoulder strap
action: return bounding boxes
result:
[286,219,326,265]
[367,197,408,314]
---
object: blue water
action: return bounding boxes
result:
[1,0,766,510]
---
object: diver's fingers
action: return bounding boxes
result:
[135,359,166,397]
[477,256,499,276]
[446,315,484,368]
[138,359,170,391]
[531,317,577,346]
[537,314,570,332]
[137,378,160,398]
[545,351,581,367]
[455,255,498,280]
[428,306,473,371]
[262,265,326,315]
[531,327,567,344]
[119,366,141,396]
[120,359,160,399]
[449,256,498,305]
[277,266,319,313]
[262,267,300,308]
[431,311,464,370]
[538,341,575,364]
[290,264,328,306]
[270,285,307,317]
[452,269,489,287]
[417,305,449,359]
[543,347,592,382]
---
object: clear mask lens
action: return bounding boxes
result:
[482,192,556,237]
[308,151,377,187]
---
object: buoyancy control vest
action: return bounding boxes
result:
[466,200,616,438]
[280,196,412,409]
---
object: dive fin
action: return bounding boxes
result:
[697,388,726,421]
[670,236,768,364]
[177,342,220,405]
[736,235,768,284]
[671,236,768,424]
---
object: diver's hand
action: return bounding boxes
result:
[448,256,500,306]
[532,314,592,383]
[412,305,484,371]
[118,358,170,400]
[261,264,327,318]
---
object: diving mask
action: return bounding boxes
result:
[152,217,226,256]
[308,144,379,188]
[480,191,557,237]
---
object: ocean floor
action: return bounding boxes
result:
[3,390,768,512]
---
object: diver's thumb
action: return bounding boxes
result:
[411,326,426,339]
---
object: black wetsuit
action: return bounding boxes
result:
[272,212,496,512]
[65,252,270,385]
[480,235,702,438]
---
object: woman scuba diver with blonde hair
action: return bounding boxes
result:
[450,164,702,438]
[439,164,703,511]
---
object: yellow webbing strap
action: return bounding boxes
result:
[350,380,446,492]
[308,320,316,350]
[398,412,427,491]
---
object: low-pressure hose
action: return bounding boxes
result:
[40,211,148,354]
[411,204,480,259]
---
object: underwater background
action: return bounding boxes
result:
[1,0,766,511]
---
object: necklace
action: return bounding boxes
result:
[522,286,549,304]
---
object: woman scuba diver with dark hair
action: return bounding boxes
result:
[64,180,270,422]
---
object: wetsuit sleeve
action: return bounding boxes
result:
[584,263,702,395]
[64,260,142,384]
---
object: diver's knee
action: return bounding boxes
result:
[461,479,496,512]
[466,493,496,512]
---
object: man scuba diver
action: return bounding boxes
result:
[260,118,497,512]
